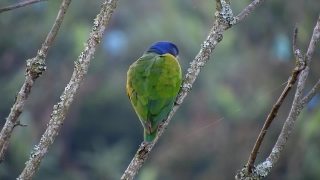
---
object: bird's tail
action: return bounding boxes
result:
[144,129,158,142]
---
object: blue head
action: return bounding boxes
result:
[147,41,179,57]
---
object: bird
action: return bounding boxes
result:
[126,41,182,142]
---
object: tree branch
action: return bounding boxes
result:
[0,0,48,13]
[120,1,265,179]
[236,14,320,180]
[0,0,71,163]
[295,14,320,102]
[300,79,320,108]
[293,25,304,63]
[245,26,306,174]
[235,0,265,24]
[245,25,305,173]
[17,0,118,179]
[215,0,222,11]
[305,14,320,64]
[298,13,320,109]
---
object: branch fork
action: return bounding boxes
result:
[236,15,320,180]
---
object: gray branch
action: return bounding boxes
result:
[0,0,48,13]
[300,79,320,108]
[235,0,265,24]
[17,0,118,179]
[305,15,320,64]
[236,14,320,180]
[244,25,306,174]
[120,0,266,179]
[0,0,71,163]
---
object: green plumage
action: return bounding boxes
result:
[126,52,182,142]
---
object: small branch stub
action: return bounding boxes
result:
[13,119,27,128]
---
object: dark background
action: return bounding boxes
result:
[0,0,319,179]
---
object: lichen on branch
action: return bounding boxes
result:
[18,0,118,179]
[0,0,71,163]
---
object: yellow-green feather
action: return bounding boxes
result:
[126,52,182,142]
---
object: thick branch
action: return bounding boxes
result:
[0,0,48,13]
[18,0,118,179]
[0,0,71,163]
[236,14,320,180]
[121,1,265,179]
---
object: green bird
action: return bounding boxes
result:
[126,42,182,142]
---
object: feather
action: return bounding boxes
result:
[126,42,182,142]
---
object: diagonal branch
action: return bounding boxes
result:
[18,0,118,179]
[299,14,320,106]
[0,0,48,13]
[235,0,265,24]
[305,14,320,64]
[0,0,71,163]
[245,25,305,173]
[120,0,266,179]
[295,14,320,102]
[300,79,320,108]
[236,13,320,180]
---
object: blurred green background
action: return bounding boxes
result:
[0,0,320,179]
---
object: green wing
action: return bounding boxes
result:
[126,52,182,142]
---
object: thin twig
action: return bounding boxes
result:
[236,14,320,180]
[300,79,320,108]
[293,25,299,51]
[0,0,48,13]
[246,24,305,173]
[293,25,303,61]
[254,12,320,177]
[120,1,265,179]
[246,47,306,174]
[235,0,265,24]
[292,24,302,59]
[18,0,118,179]
[0,0,71,163]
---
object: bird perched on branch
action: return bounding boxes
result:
[126,42,182,142]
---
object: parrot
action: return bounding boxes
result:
[126,41,182,142]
